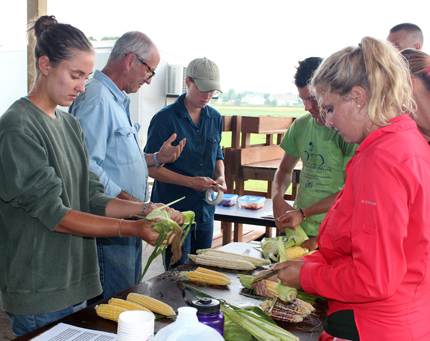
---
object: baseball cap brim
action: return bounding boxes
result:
[193,78,222,93]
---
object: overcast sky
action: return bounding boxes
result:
[2,0,429,94]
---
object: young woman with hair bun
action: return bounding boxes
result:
[0,15,182,337]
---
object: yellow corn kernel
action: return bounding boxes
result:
[265,279,282,299]
[195,267,231,280]
[285,246,309,260]
[108,298,153,313]
[127,293,176,316]
[180,270,231,285]
[188,254,255,270]
[95,304,127,323]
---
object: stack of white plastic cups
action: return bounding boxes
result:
[117,311,155,341]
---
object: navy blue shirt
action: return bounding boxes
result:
[145,93,224,222]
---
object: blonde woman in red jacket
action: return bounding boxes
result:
[257,37,430,341]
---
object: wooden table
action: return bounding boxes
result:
[13,244,326,341]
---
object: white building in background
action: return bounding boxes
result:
[270,93,299,106]
[0,41,189,146]
[241,93,265,105]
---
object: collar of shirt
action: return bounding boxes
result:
[174,93,214,121]
[93,70,130,108]
[356,114,417,155]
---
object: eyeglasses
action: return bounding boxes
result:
[134,54,156,79]
[208,90,220,97]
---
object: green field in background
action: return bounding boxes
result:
[212,104,307,118]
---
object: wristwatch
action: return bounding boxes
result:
[153,152,164,168]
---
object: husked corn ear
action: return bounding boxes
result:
[289,298,315,315]
[197,249,270,266]
[95,304,127,322]
[180,270,231,285]
[285,246,309,260]
[188,254,255,270]
[108,298,153,313]
[265,279,282,299]
[127,293,176,316]
[195,267,231,280]
[260,300,304,323]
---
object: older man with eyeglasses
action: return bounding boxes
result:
[69,31,185,303]
[145,57,227,270]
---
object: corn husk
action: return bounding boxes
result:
[261,225,309,262]
[183,284,299,341]
[239,274,298,302]
[138,197,196,281]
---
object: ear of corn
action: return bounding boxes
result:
[180,270,231,285]
[195,267,230,280]
[135,197,196,281]
[290,298,315,315]
[285,246,309,260]
[95,304,127,323]
[196,249,270,266]
[188,254,255,270]
[108,298,153,313]
[260,300,305,323]
[127,292,176,316]
[239,274,298,302]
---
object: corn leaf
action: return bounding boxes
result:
[139,197,196,281]
[284,225,308,244]
[182,284,298,340]
[224,315,257,341]
[261,226,309,263]
[278,237,288,263]
[276,280,298,302]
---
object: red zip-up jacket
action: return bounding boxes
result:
[301,115,430,340]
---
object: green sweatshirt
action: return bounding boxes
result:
[0,98,114,315]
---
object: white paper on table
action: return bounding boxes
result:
[260,213,274,219]
[31,323,117,341]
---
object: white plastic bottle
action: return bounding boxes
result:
[154,306,224,341]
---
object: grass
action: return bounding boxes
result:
[214,105,307,149]
[212,104,306,118]
[214,105,300,194]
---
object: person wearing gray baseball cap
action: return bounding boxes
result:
[145,57,227,270]
[186,57,222,93]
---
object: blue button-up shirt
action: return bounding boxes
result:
[144,93,224,222]
[70,70,149,201]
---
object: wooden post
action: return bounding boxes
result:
[27,0,47,92]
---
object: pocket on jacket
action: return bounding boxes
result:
[206,135,219,154]
[115,126,141,165]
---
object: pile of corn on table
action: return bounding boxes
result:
[92,241,326,341]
